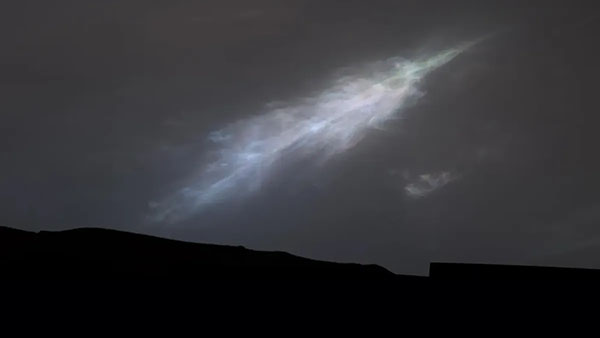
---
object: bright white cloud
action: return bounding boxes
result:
[150,42,477,223]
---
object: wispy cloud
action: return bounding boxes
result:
[404,171,457,198]
[149,42,477,223]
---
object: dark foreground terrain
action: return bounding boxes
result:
[0,226,401,280]
[2,225,600,281]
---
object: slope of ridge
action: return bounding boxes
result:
[0,226,413,280]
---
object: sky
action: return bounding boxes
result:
[2,0,599,275]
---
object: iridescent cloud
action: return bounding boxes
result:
[150,41,477,223]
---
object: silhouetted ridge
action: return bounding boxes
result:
[4,226,600,281]
[0,226,404,279]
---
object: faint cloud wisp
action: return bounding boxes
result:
[404,171,457,198]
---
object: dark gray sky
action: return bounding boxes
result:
[2,0,599,275]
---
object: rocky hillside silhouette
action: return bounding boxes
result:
[3,225,600,281]
[0,226,413,280]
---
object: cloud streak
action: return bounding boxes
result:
[150,41,477,223]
